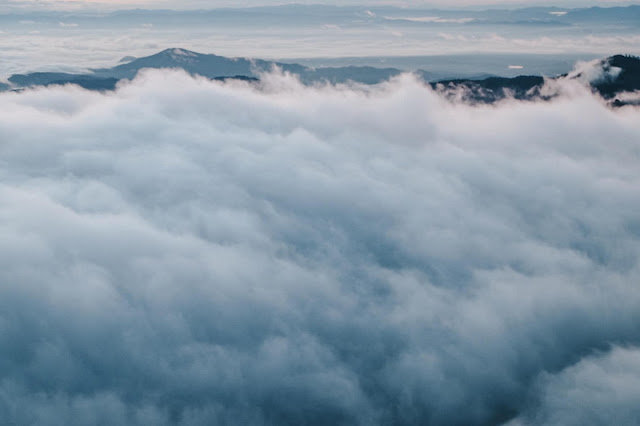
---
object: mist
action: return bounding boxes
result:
[1,69,639,425]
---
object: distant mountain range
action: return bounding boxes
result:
[5,49,640,107]
[7,48,422,89]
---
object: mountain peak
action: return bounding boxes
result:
[159,48,200,58]
[606,54,640,72]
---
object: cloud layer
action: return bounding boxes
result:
[2,6,640,78]
[1,70,639,425]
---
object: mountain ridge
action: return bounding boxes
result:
[8,48,409,88]
[5,49,640,107]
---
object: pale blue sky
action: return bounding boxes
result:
[4,0,640,11]
[2,0,638,76]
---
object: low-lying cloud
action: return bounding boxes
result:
[1,70,639,425]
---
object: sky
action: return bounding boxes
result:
[1,0,640,78]
[3,0,640,11]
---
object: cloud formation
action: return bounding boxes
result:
[2,6,640,78]
[0,69,639,425]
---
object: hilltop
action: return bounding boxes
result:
[6,49,640,106]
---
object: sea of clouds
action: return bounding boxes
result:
[1,69,639,425]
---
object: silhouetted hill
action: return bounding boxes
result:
[99,48,403,84]
[592,55,640,98]
[432,75,545,103]
[93,48,283,80]
[8,72,93,87]
[6,49,640,108]
[433,55,640,106]
[9,48,404,88]
[47,77,120,91]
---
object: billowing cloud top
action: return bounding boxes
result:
[1,69,640,425]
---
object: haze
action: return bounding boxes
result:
[1,3,639,78]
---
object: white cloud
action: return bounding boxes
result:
[0,69,639,425]
[384,16,475,24]
[509,347,640,425]
[566,58,623,84]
